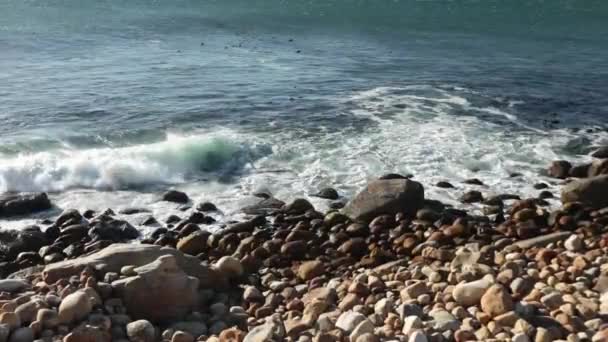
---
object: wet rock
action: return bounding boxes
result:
[112,255,199,323]
[6,228,49,259]
[562,175,608,208]
[548,160,572,179]
[241,197,285,216]
[464,178,484,186]
[436,181,455,188]
[460,191,483,203]
[88,218,139,242]
[283,198,314,215]
[0,193,51,217]
[119,208,151,215]
[342,179,424,222]
[592,146,608,159]
[313,188,340,200]
[162,190,189,204]
[196,202,218,212]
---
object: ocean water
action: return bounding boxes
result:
[1,0,608,228]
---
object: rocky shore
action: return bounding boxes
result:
[1,154,608,342]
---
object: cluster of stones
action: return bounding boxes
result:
[0,172,608,341]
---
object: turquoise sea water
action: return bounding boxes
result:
[0,0,607,225]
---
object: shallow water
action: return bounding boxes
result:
[1,0,607,228]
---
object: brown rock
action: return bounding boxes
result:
[219,327,245,342]
[337,238,367,257]
[111,255,199,323]
[562,175,608,208]
[176,232,209,256]
[342,179,425,222]
[281,241,307,259]
[298,260,324,281]
[480,285,514,318]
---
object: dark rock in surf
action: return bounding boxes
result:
[534,183,549,190]
[548,160,572,179]
[591,146,608,159]
[436,181,455,189]
[463,178,484,186]
[241,197,285,216]
[282,199,314,215]
[342,179,424,222]
[460,191,483,204]
[119,208,151,215]
[196,202,218,212]
[0,193,52,217]
[329,201,346,210]
[88,218,139,242]
[162,190,189,204]
[378,173,408,180]
[55,209,83,228]
[312,188,340,200]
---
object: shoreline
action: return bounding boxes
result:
[0,156,607,341]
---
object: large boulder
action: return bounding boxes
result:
[42,243,226,288]
[162,190,189,204]
[561,175,608,208]
[0,193,51,217]
[112,255,199,323]
[342,179,424,222]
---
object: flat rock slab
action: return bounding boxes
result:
[43,243,226,288]
[511,232,571,249]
